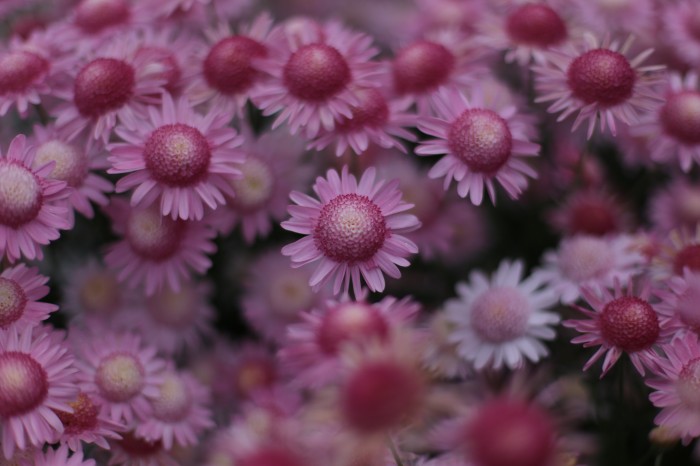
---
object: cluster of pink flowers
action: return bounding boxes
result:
[3,0,700,465]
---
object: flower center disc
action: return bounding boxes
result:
[568,198,618,236]
[231,157,274,211]
[144,123,212,187]
[0,352,48,417]
[336,88,390,132]
[448,108,513,173]
[558,236,614,281]
[506,4,567,47]
[0,51,49,95]
[125,207,185,261]
[204,36,267,95]
[75,0,130,34]
[0,162,43,229]
[79,271,122,317]
[56,392,99,434]
[74,58,135,118]
[317,302,389,354]
[0,278,27,328]
[34,140,88,187]
[392,40,455,95]
[314,193,388,263]
[600,296,659,352]
[95,353,145,402]
[567,49,636,107]
[152,373,191,422]
[470,287,531,343]
[283,43,351,102]
[268,271,314,317]
[660,91,700,145]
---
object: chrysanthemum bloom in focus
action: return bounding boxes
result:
[31,124,113,220]
[54,33,167,142]
[445,259,560,370]
[0,134,72,263]
[0,326,78,459]
[537,234,644,304]
[75,331,166,425]
[564,279,668,377]
[281,166,420,296]
[416,85,539,205]
[108,93,245,221]
[0,263,57,332]
[534,33,664,138]
[634,73,700,172]
[646,332,700,442]
[252,19,382,138]
[103,198,217,296]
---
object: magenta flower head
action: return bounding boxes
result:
[0,134,72,263]
[534,33,664,139]
[108,92,245,221]
[0,263,57,332]
[281,166,420,296]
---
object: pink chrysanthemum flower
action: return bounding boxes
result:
[0,326,78,459]
[107,431,179,466]
[208,128,311,243]
[416,85,539,205]
[75,331,166,425]
[54,33,167,143]
[548,189,631,237]
[390,29,484,115]
[662,0,700,68]
[54,391,124,451]
[103,198,217,296]
[654,226,700,280]
[108,92,244,221]
[144,0,210,18]
[281,166,420,296]
[30,124,113,220]
[252,20,382,139]
[307,87,417,156]
[32,444,96,466]
[563,279,669,377]
[649,179,700,234]
[477,1,571,65]
[135,369,213,449]
[60,258,133,326]
[536,234,644,304]
[0,263,57,332]
[0,134,72,263]
[242,249,328,345]
[187,13,275,115]
[444,259,560,370]
[534,33,664,138]
[228,342,279,400]
[279,293,419,388]
[571,0,656,37]
[655,269,700,337]
[634,73,700,172]
[113,281,215,356]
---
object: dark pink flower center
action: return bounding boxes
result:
[600,296,659,352]
[660,91,700,145]
[74,58,135,118]
[567,49,636,106]
[466,399,556,466]
[335,88,390,133]
[567,198,618,236]
[0,352,48,417]
[204,36,267,95]
[678,358,700,409]
[34,140,88,187]
[0,161,43,229]
[341,360,425,433]
[118,433,163,457]
[55,392,99,435]
[283,43,351,102]
[674,244,700,275]
[125,207,185,261]
[95,352,145,402]
[506,3,567,47]
[75,0,130,34]
[0,278,27,328]
[0,51,49,95]
[314,193,388,263]
[317,302,389,354]
[152,373,191,422]
[144,123,212,187]
[448,109,513,173]
[470,287,530,343]
[392,40,455,95]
